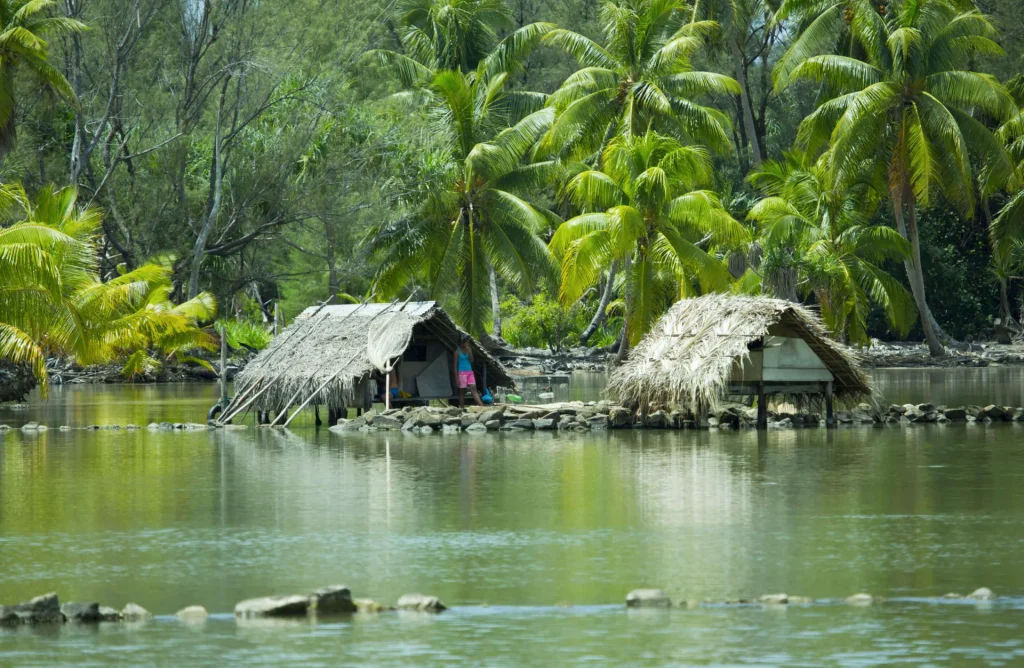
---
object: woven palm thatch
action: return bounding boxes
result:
[234,302,512,412]
[609,294,871,411]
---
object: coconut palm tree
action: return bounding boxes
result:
[780,0,1015,356]
[393,0,512,73]
[539,0,741,163]
[747,153,916,344]
[988,80,1024,325]
[373,0,554,86]
[550,132,748,359]
[0,0,85,156]
[367,68,558,337]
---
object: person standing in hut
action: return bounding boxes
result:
[453,334,484,407]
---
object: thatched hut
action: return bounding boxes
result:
[609,295,871,426]
[233,301,512,424]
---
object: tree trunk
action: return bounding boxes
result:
[188,88,226,299]
[489,261,502,338]
[615,255,632,364]
[326,220,338,298]
[732,39,762,169]
[580,260,617,346]
[894,197,944,357]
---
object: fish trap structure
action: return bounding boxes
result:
[229,301,512,425]
[609,294,871,427]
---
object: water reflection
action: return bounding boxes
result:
[3,381,1024,664]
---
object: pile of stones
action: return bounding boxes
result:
[838,403,1024,425]
[234,586,445,618]
[624,587,998,609]
[0,593,152,626]
[331,401,636,434]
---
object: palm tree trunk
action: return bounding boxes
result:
[983,198,1016,325]
[489,261,502,338]
[615,255,632,364]
[580,260,617,345]
[731,39,762,169]
[894,197,944,357]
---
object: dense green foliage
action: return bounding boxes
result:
[3,0,1024,373]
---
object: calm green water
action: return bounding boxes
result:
[2,371,1024,666]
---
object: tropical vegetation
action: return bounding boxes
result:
[5,0,1024,393]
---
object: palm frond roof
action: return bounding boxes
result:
[235,301,512,411]
[609,294,871,410]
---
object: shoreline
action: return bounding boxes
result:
[4,341,1023,400]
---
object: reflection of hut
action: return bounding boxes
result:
[609,295,870,427]
[234,301,511,424]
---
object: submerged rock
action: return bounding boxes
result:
[967,587,996,600]
[234,595,310,618]
[12,593,64,624]
[98,606,122,622]
[121,603,153,621]
[310,585,356,614]
[176,605,209,622]
[354,599,390,614]
[625,589,672,608]
[759,593,788,605]
[0,607,19,626]
[61,601,102,623]
[396,593,447,613]
[845,593,873,605]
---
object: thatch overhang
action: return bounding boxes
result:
[608,294,871,411]
[234,301,513,411]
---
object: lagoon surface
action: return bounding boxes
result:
[2,369,1024,665]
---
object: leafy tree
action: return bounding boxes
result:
[500,290,589,351]
[550,132,747,358]
[747,153,915,344]
[0,0,84,157]
[368,68,558,337]
[539,0,741,162]
[782,0,1015,355]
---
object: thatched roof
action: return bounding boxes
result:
[235,301,512,411]
[609,295,871,410]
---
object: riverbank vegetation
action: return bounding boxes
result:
[4,0,1024,388]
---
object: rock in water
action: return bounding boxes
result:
[354,599,389,614]
[234,595,310,618]
[311,585,356,614]
[176,605,209,622]
[12,593,64,624]
[759,593,788,605]
[609,407,631,428]
[121,602,153,621]
[465,423,487,434]
[61,602,102,623]
[967,587,996,600]
[625,589,672,608]
[396,593,447,613]
[845,593,873,605]
[98,606,122,622]
[0,606,19,626]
